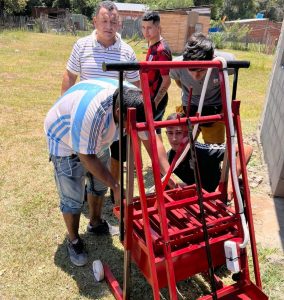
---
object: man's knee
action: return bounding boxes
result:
[60,198,84,214]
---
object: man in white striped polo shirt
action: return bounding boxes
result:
[60,1,140,236]
[61,2,139,92]
[45,79,178,266]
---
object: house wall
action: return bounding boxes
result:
[119,11,144,20]
[32,7,66,18]
[159,12,189,54]
[159,11,210,54]
[246,20,281,43]
[226,19,282,44]
[118,7,211,53]
[260,19,284,197]
[198,15,211,35]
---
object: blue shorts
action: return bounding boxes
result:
[85,149,110,197]
[50,150,109,214]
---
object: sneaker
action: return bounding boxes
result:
[67,237,88,267]
[87,220,109,235]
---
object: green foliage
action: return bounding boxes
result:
[4,0,283,24]
[52,0,71,9]
[23,0,44,15]
[2,0,27,15]
[210,18,225,28]
[193,0,224,19]
[222,0,257,20]
[256,0,284,21]
[209,22,251,50]
[225,22,251,45]
[51,0,98,18]
[210,32,227,49]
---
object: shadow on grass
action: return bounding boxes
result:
[53,195,154,299]
[142,166,154,190]
[54,233,121,298]
[54,195,124,298]
[53,182,235,299]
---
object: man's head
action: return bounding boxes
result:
[141,11,161,45]
[93,1,119,47]
[113,87,145,125]
[183,33,214,81]
[166,113,188,152]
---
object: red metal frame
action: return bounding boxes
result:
[103,60,268,300]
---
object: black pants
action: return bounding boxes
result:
[111,93,169,160]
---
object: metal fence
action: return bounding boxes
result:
[0,14,89,35]
[120,18,143,39]
[0,15,35,30]
[0,15,143,39]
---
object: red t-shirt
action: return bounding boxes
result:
[146,38,172,100]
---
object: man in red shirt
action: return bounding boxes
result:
[141,11,172,136]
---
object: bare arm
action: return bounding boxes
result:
[78,153,120,200]
[131,80,140,89]
[141,136,177,189]
[153,75,171,108]
[61,70,78,95]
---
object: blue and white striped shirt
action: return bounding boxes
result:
[44,79,121,157]
[67,31,140,83]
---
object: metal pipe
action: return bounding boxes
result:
[103,60,250,72]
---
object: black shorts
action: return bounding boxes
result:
[183,104,222,127]
[111,93,169,161]
[110,135,127,161]
[152,93,168,134]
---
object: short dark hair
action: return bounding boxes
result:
[95,1,118,16]
[114,87,145,123]
[183,33,214,61]
[166,112,186,121]
[142,11,160,24]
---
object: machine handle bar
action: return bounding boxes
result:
[103,60,250,72]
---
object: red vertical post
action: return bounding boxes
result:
[127,108,161,299]
[140,71,177,300]
[232,100,262,288]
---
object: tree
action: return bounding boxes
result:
[256,0,284,21]
[222,0,257,20]
[2,0,28,15]
[193,0,224,19]
[24,0,44,16]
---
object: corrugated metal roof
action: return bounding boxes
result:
[157,6,211,16]
[191,7,211,15]
[114,2,148,12]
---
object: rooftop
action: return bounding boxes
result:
[114,2,148,12]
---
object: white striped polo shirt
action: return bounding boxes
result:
[44,78,120,157]
[66,31,140,83]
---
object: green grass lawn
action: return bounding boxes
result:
[0,30,282,299]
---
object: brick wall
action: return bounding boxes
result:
[260,20,284,197]
[226,19,282,44]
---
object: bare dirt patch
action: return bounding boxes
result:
[245,133,284,250]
